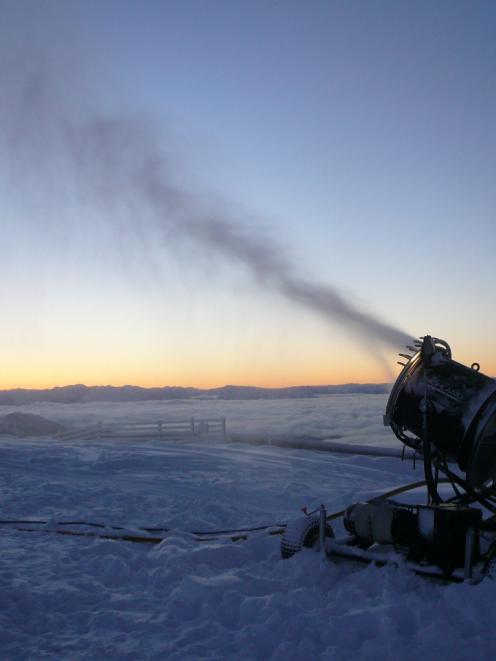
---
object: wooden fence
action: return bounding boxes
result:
[55,417,227,442]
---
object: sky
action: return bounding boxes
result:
[1,0,495,389]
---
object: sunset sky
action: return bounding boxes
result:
[1,1,495,389]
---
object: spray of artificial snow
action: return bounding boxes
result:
[3,73,411,353]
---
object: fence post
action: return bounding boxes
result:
[221,417,226,440]
[191,417,195,434]
[158,421,162,440]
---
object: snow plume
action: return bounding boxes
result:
[5,73,412,352]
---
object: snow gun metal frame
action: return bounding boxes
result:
[281,336,496,583]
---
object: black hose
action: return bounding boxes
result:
[0,519,286,535]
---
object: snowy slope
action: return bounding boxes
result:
[1,399,496,659]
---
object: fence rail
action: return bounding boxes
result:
[55,417,227,442]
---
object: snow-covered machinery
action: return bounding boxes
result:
[281,336,496,582]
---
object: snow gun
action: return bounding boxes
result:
[281,336,496,583]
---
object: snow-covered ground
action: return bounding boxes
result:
[1,396,496,660]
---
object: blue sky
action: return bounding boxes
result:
[1,1,495,387]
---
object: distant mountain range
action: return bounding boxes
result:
[0,383,390,405]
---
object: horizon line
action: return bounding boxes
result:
[0,381,393,392]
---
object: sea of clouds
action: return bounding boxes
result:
[0,393,395,448]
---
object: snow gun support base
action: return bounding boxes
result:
[281,336,496,583]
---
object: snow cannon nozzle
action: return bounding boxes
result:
[385,335,496,488]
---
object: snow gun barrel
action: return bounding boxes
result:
[384,335,496,488]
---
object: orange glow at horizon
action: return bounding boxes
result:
[3,341,496,391]
[0,368,393,391]
[3,281,496,392]
[0,346,398,390]
[4,307,496,391]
